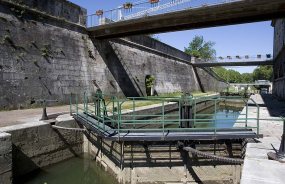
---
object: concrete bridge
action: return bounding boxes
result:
[191,54,273,67]
[192,60,273,67]
[88,0,285,40]
[230,80,271,86]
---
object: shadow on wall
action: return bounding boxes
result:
[192,67,205,93]
[92,39,142,97]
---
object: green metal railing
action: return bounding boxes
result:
[69,91,272,138]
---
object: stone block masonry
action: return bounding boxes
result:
[1,0,87,26]
[272,19,285,99]
[0,116,84,181]
[0,0,226,111]
[85,131,240,184]
[0,132,12,184]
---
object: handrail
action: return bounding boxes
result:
[69,92,273,140]
[87,0,243,28]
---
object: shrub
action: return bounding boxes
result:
[3,35,11,42]
[43,43,50,47]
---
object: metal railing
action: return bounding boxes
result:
[193,54,273,63]
[87,0,242,28]
[69,91,267,139]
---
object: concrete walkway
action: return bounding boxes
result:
[0,105,71,127]
[236,94,285,184]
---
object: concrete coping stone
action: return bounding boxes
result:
[0,132,12,155]
[0,121,48,133]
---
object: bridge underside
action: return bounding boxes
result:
[192,61,274,67]
[74,114,261,142]
[88,0,285,40]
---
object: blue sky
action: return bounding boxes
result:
[70,0,274,74]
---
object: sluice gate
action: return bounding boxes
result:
[70,90,262,142]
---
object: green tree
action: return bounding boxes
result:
[252,65,273,82]
[227,69,241,83]
[240,73,254,83]
[184,35,216,61]
[212,67,228,79]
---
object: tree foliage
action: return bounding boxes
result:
[184,35,216,61]
[252,65,273,82]
[212,65,273,83]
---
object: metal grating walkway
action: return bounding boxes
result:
[73,113,260,142]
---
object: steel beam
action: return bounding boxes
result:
[192,61,274,67]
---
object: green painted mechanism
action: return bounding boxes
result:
[69,90,284,139]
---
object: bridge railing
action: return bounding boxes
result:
[87,0,242,28]
[70,92,264,139]
[194,54,273,63]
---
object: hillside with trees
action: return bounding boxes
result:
[212,65,273,83]
[185,35,273,83]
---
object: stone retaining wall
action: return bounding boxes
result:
[0,116,83,182]
[0,0,226,110]
[0,132,12,184]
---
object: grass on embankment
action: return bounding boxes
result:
[0,92,216,112]
[116,91,216,110]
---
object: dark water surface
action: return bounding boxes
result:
[24,154,119,184]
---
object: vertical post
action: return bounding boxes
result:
[76,94,78,116]
[86,95,89,122]
[194,98,196,127]
[120,141,124,172]
[279,119,285,154]
[257,105,260,135]
[180,106,185,128]
[83,92,86,112]
[179,98,181,128]
[133,98,135,129]
[162,100,165,136]
[112,97,115,127]
[94,96,96,118]
[102,100,105,130]
[40,100,48,120]
[245,101,248,127]
[278,119,285,154]
[214,99,217,135]
[118,103,121,140]
[97,98,100,118]
[189,106,193,128]
[97,90,102,117]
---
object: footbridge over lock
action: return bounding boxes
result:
[87,0,285,40]
[192,54,274,67]
[70,90,263,142]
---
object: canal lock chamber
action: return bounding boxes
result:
[17,95,251,184]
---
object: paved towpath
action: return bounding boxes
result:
[236,94,285,184]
